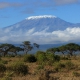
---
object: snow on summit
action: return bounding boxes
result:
[26,15,57,20]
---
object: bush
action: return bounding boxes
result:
[73,71,80,77]
[1,77,12,80]
[0,63,6,73]
[37,65,44,70]
[0,57,1,61]
[23,54,37,63]
[0,60,8,64]
[65,61,74,70]
[36,51,47,64]
[60,56,68,60]
[38,70,49,80]
[53,55,60,62]
[46,54,60,64]
[54,62,65,72]
[8,62,28,75]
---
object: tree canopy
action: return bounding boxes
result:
[21,41,39,54]
[47,43,80,56]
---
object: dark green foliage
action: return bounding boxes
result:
[36,51,60,65]
[23,54,37,62]
[46,54,60,63]
[8,62,28,75]
[47,43,80,56]
[46,48,59,54]
[60,56,69,60]
[0,57,1,61]
[0,43,23,56]
[36,51,47,64]
[54,55,60,62]
[0,60,8,64]
[0,63,6,72]
[21,41,39,54]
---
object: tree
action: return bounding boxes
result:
[21,41,39,54]
[0,43,23,56]
[0,43,15,56]
[9,47,24,55]
[46,43,80,56]
[33,43,39,48]
[65,43,80,56]
[46,47,59,54]
[58,45,67,57]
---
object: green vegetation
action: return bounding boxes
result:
[7,62,28,75]
[0,63,6,73]
[47,43,80,56]
[23,54,37,62]
[0,42,80,80]
[21,41,39,54]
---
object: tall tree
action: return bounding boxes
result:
[9,47,24,55]
[21,41,39,54]
[0,43,15,56]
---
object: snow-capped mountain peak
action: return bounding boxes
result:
[26,15,57,20]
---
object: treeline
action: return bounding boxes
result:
[0,41,39,57]
[47,43,80,56]
[0,41,80,57]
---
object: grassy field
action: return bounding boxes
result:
[0,53,80,80]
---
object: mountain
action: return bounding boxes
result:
[3,15,80,32]
[1,15,80,44]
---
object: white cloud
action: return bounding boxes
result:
[0,27,80,44]
[0,2,22,9]
[54,0,78,5]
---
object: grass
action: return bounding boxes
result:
[1,55,80,80]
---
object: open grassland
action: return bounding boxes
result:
[0,53,80,80]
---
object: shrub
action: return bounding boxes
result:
[0,60,8,64]
[8,62,28,75]
[37,65,44,70]
[0,57,1,61]
[73,71,80,77]
[53,55,60,62]
[54,62,65,72]
[1,77,12,80]
[46,54,60,64]
[65,61,74,70]
[0,63,6,73]
[23,54,37,63]
[36,51,47,64]
[60,56,68,60]
[38,70,49,80]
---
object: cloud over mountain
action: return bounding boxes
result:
[0,27,80,44]
[1,15,80,44]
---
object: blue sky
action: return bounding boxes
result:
[0,0,80,28]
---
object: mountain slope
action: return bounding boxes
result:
[3,15,79,32]
[1,15,80,44]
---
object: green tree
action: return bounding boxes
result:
[9,47,24,55]
[0,43,23,56]
[46,47,59,54]
[46,43,80,56]
[0,43,15,56]
[21,41,39,54]
[66,43,80,55]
